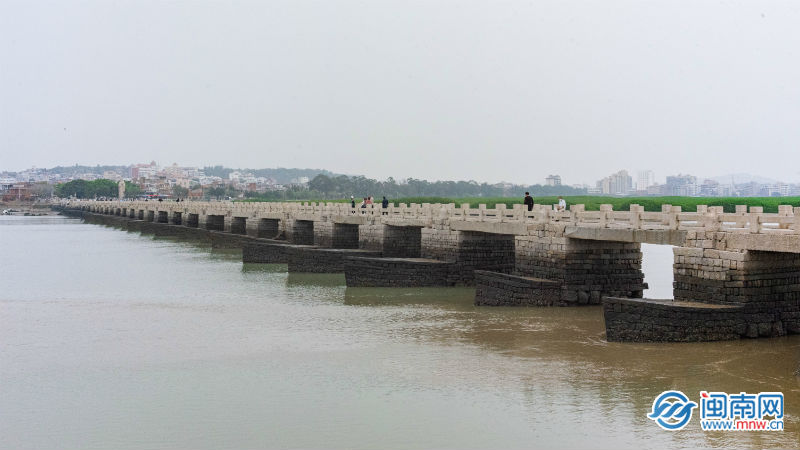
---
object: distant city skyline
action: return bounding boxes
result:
[4,160,800,199]
[2,160,798,189]
[4,156,800,187]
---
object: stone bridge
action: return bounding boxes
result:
[61,200,800,343]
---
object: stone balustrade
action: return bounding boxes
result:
[60,200,800,236]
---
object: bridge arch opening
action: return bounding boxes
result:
[231,217,247,235]
[382,225,422,258]
[146,210,155,222]
[157,211,169,223]
[289,220,314,245]
[332,223,359,249]
[640,244,675,299]
[457,231,515,276]
[206,215,225,231]
[257,218,280,239]
[171,211,182,225]
[186,213,199,228]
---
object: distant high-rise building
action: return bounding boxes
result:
[699,179,719,196]
[545,175,562,186]
[647,184,665,196]
[636,170,655,190]
[131,162,158,180]
[136,167,157,179]
[596,170,632,195]
[102,170,121,181]
[768,183,790,197]
[665,174,697,196]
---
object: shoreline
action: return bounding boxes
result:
[1,204,60,216]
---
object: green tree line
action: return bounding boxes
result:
[303,175,586,199]
[55,179,142,199]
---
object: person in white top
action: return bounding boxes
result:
[557,196,567,212]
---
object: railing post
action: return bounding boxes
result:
[777,205,792,229]
[749,206,763,233]
[599,204,612,228]
[669,206,681,230]
[495,203,506,222]
[661,204,672,225]
[539,206,550,223]
[733,205,747,228]
[629,204,642,229]
[512,203,524,220]
[569,204,584,224]
[705,206,721,231]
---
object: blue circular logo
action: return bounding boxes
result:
[648,390,698,430]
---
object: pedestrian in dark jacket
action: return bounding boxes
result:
[523,192,534,211]
[381,196,389,215]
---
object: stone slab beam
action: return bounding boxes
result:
[565,226,686,246]
[725,233,800,253]
[450,221,526,235]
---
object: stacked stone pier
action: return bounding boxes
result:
[60,200,800,342]
[485,223,649,307]
[604,234,800,342]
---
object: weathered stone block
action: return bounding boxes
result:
[345,257,455,287]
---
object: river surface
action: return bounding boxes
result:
[1,215,799,449]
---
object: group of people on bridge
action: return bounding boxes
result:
[351,195,390,215]
[524,192,567,212]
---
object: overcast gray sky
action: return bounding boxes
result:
[1,0,799,185]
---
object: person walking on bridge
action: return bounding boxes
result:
[523,192,534,211]
[381,196,389,215]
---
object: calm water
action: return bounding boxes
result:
[1,216,799,449]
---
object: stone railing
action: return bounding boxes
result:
[60,200,800,235]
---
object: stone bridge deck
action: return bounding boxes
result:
[60,200,800,343]
[66,200,800,242]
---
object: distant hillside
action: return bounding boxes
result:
[707,173,780,185]
[47,164,129,176]
[27,164,340,184]
[202,166,340,184]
